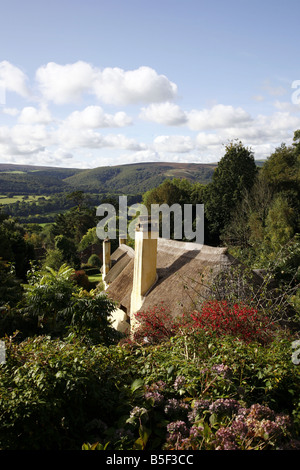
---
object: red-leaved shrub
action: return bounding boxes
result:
[133,303,177,344]
[132,300,272,345]
[70,270,90,290]
[181,300,271,343]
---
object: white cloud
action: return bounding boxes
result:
[92,66,177,105]
[35,61,94,104]
[154,135,194,153]
[139,103,252,131]
[65,105,132,128]
[0,61,30,98]
[0,123,50,156]
[262,80,287,97]
[187,104,252,131]
[194,110,300,161]
[273,100,300,113]
[196,132,225,147]
[55,123,145,151]
[120,149,161,164]
[140,102,187,125]
[0,60,299,168]
[35,61,177,105]
[103,134,146,151]
[2,108,19,116]
[18,105,53,125]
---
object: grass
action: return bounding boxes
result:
[87,274,102,284]
[0,195,50,204]
[0,170,26,174]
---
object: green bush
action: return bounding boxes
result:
[0,336,126,450]
[84,329,300,451]
[1,328,299,450]
[4,264,119,346]
[87,254,102,268]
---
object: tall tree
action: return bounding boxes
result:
[204,141,257,244]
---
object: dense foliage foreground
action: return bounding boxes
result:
[1,318,299,450]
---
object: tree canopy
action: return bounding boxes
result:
[204,141,257,243]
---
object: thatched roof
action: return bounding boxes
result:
[104,244,134,286]
[106,238,237,318]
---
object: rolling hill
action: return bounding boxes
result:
[0,162,217,195]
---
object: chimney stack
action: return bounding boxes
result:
[119,234,127,246]
[102,237,111,280]
[130,216,158,317]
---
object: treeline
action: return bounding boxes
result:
[0,172,70,195]
[0,192,142,224]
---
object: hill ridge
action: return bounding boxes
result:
[0,161,217,195]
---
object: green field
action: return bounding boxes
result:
[0,195,51,204]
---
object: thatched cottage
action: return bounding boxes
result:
[101,216,250,334]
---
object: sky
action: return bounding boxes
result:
[0,0,300,169]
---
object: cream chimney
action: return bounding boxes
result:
[130,216,158,317]
[102,237,111,280]
[119,234,127,246]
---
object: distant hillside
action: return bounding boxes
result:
[63,162,217,193]
[0,162,216,195]
[0,164,82,195]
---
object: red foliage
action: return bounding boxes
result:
[70,270,90,290]
[181,300,271,343]
[133,300,272,345]
[133,303,177,344]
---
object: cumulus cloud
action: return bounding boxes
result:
[55,123,145,151]
[0,60,299,168]
[64,105,132,128]
[2,108,19,116]
[196,132,225,147]
[139,103,252,131]
[120,149,161,164]
[194,109,300,160]
[0,123,50,157]
[93,66,177,105]
[18,106,53,125]
[35,61,177,105]
[103,134,146,151]
[0,61,30,98]
[35,61,94,104]
[140,102,187,125]
[187,104,252,130]
[273,100,300,113]
[154,135,194,153]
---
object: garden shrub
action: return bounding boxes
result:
[132,299,273,345]
[133,303,178,344]
[87,254,102,268]
[70,269,90,290]
[19,264,118,345]
[85,331,300,451]
[181,300,272,344]
[1,327,299,451]
[0,335,125,450]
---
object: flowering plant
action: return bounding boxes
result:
[133,303,177,344]
[182,300,271,343]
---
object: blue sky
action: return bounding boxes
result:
[0,0,300,168]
